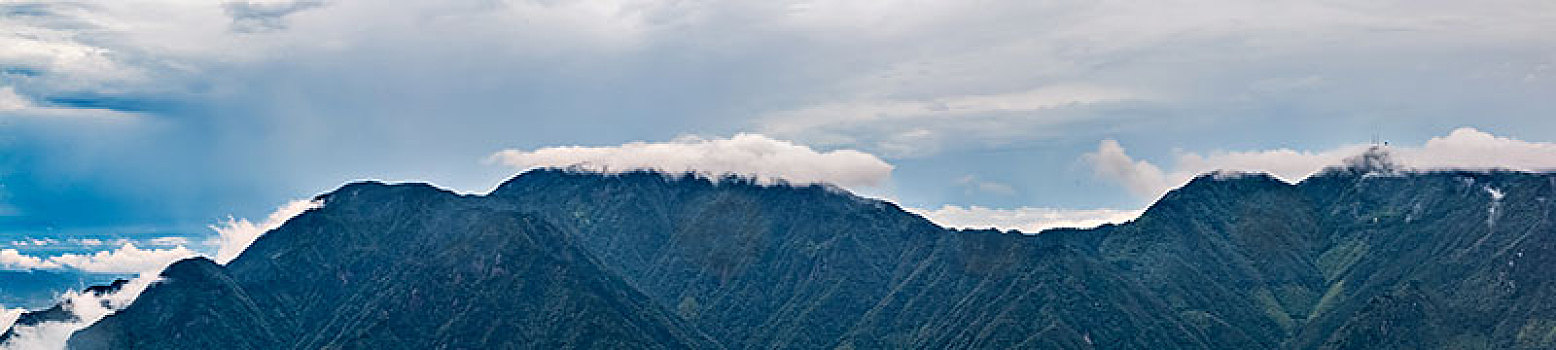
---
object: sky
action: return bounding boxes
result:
[2,0,1556,305]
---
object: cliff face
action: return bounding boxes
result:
[49,169,1556,349]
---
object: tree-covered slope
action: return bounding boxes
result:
[488,171,1209,349]
[66,182,713,349]
[484,169,1556,349]
[50,168,1556,349]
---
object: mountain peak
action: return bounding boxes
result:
[157,257,224,280]
[312,180,461,208]
[1312,145,1403,178]
[1163,171,1292,199]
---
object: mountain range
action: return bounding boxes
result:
[6,160,1555,349]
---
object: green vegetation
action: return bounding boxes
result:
[36,169,1556,349]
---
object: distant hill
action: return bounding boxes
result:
[0,279,127,345]
[11,167,1550,349]
[0,270,108,310]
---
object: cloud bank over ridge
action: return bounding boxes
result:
[0,244,199,274]
[208,199,322,264]
[489,134,894,188]
[1086,127,1556,200]
[0,274,160,350]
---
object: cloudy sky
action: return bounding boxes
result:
[2,0,1556,280]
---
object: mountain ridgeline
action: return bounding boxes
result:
[21,167,1556,349]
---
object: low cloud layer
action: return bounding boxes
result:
[0,249,56,271]
[1409,128,1556,170]
[4,237,191,249]
[207,199,321,264]
[0,308,20,336]
[48,244,200,274]
[909,205,1144,233]
[1,199,317,349]
[0,199,317,273]
[1,274,160,350]
[489,134,894,188]
[1086,127,1556,200]
[0,244,197,274]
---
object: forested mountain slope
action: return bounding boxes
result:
[30,167,1555,349]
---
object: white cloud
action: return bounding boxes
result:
[0,249,60,270]
[0,0,690,105]
[908,205,1143,233]
[488,134,894,188]
[759,85,1140,157]
[4,0,1555,215]
[744,1,1556,155]
[0,198,315,274]
[1083,139,1172,199]
[6,239,59,247]
[1406,128,1556,170]
[0,87,32,111]
[14,0,1548,152]
[760,85,1138,135]
[0,244,197,274]
[1170,146,1368,184]
[68,238,117,247]
[0,308,20,335]
[46,244,200,274]
[1085,127,1556,200]
[207,198,321,265]
[145,237,191,247]
[1,273,161,350]
[0,199,317,348]
[6,237,189,249]
[0,4,154,92]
